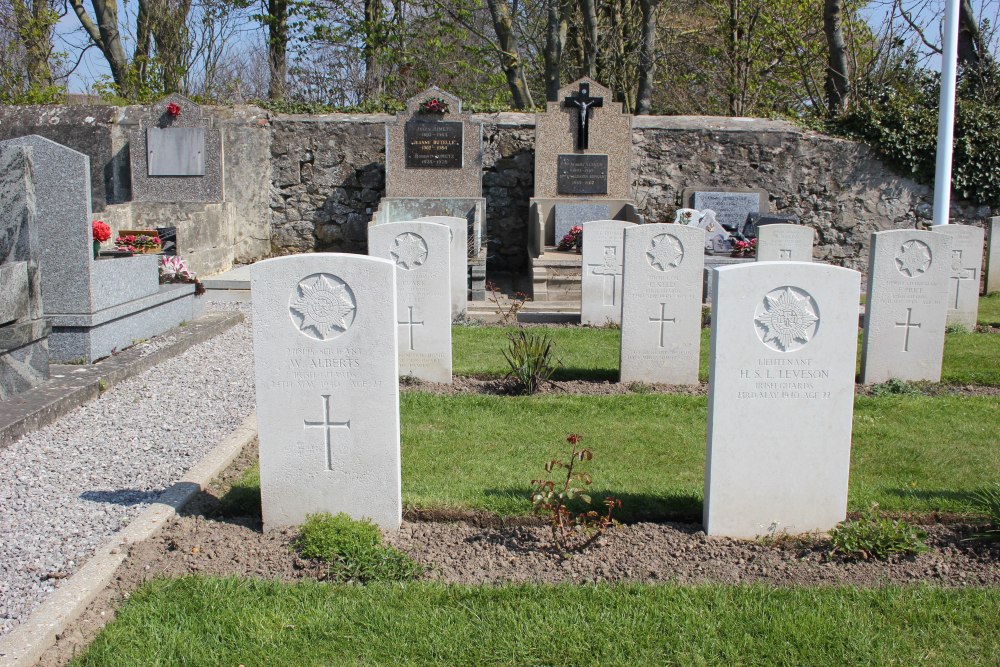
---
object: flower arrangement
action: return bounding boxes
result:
[159,255,205,295]
[557,226,583,252]
[115,233,161,253]
[165,102,182,118]
[417,97,450,114]
[731,237,757,258]
[92,220,111,258]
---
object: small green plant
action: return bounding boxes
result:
[601,318,621,330]
[503,329,559,394]
[295,513,423,583]
[965,485,1000,542]
[97,379,108,393]
[945,322,970,334]
[828,504,928,560]
[870,378,919,396]
[486,280,529,326]
[399,374,421,386]
[530,434,622,555]
[627,382,652,394]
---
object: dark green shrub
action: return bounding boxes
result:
[295,513,423,582]
[829,504,928,560]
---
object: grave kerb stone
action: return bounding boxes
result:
[251,253,402,530]
[704,261,860,538]
[619,224,705,384]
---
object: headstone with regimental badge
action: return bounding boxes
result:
[368,221,452,382]
[860,229,951,384]
[704,261,860,538]
[620,224,705,384]
[251,253,402,530]
[935,225,985,329]
[580,220,635,325]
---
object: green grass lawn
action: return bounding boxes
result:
[73,578,1000,666]
[979,292,1000,327]
[456,297,1000,385]
[226,393,999,519]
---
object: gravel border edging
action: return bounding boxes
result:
[0,412,257,667]
[0,310,244,451]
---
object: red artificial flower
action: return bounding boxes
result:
[166,102,182,118]
[92,220,111,243]
[567,434,581,445]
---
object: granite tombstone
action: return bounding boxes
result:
[619,224,705,384]
[368,221,452,382]
[704,262,860,538]
[685,188,768,233]
[860,229,951,384]
[251,254,401,530]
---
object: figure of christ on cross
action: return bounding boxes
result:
[398,305,424,351]
[303,394,351,472]
[894,307,921,353]
[588,246,623,306]
[649,302,676,348]
[949,250,977,309]
[563,82,604,150]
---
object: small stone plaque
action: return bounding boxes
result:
[557,154,608,195]
[404,121,464,169]
[554,203,609,243]
[147,127,206,177]
[692,191,762,232]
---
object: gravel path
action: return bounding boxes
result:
[0,301,254,638]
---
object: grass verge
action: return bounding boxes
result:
[72,578,1000,666]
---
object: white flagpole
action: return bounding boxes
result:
[932,0,962,226]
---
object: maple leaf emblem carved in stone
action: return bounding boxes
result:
[391,232,429,270]
[646,234,684,272]
[289,274,356,341]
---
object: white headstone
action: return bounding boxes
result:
[756,224,814,262]
[704,262,860,538]
[860,229,951,384]
[674,208,701,225]
[251,254,402,531]
[580,220,635,326]
[935,224,984,329]
[620,224,705,384]
[987,217,1000,295]
[369,221,453,382]
[416,215,468,319]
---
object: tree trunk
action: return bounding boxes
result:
[11,0,56,87]
[635,0,659,114]
[135,0,152,88]
[267,0,288,100]
[957,0,986,67]
[823,0,849,116]
[69,0,131,92]
[579,0,597,78]
[148,0,192,93]
[363,0,384,102]
[544,0,561,101]
[485,0,532,108]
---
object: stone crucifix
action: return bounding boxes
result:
[563,82,603,150]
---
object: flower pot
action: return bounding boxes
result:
[93,240,101,259]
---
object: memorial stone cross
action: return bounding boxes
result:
[563,82,604,150]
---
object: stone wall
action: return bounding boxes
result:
[1,105,992,276]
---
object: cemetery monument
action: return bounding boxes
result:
[580,220,634,326]
[755,223,815,262]
[936,224,985,329]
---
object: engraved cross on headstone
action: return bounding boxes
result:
[398,305,424,351]
[589,246,623,306]
[949,250,977,309]
[304,394,351,471]
[563,83,603,150]
[894,307,921,352]
[649,303,676,348]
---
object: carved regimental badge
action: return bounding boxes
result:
[391,232,429,270]
[754,286,820,352]
[646,234,684,272]
[895,240,932,278]
[289,273,357,341]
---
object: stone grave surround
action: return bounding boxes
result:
[756,223,815,262]
[368,221,452,383]
[860,229,951,385]
[0,135,198,363]
[129,94,223,203]
[683,188,769,235]
[373,87,486,300]
[0,145,51,398]
[251,254,402,530]
[619,224,705,385]
[934,224,985,329]
[581,220,635,326]
[987,217,1000,295]
[529,78,641,257]
[415,216,469,319]
[704,262,860,538]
